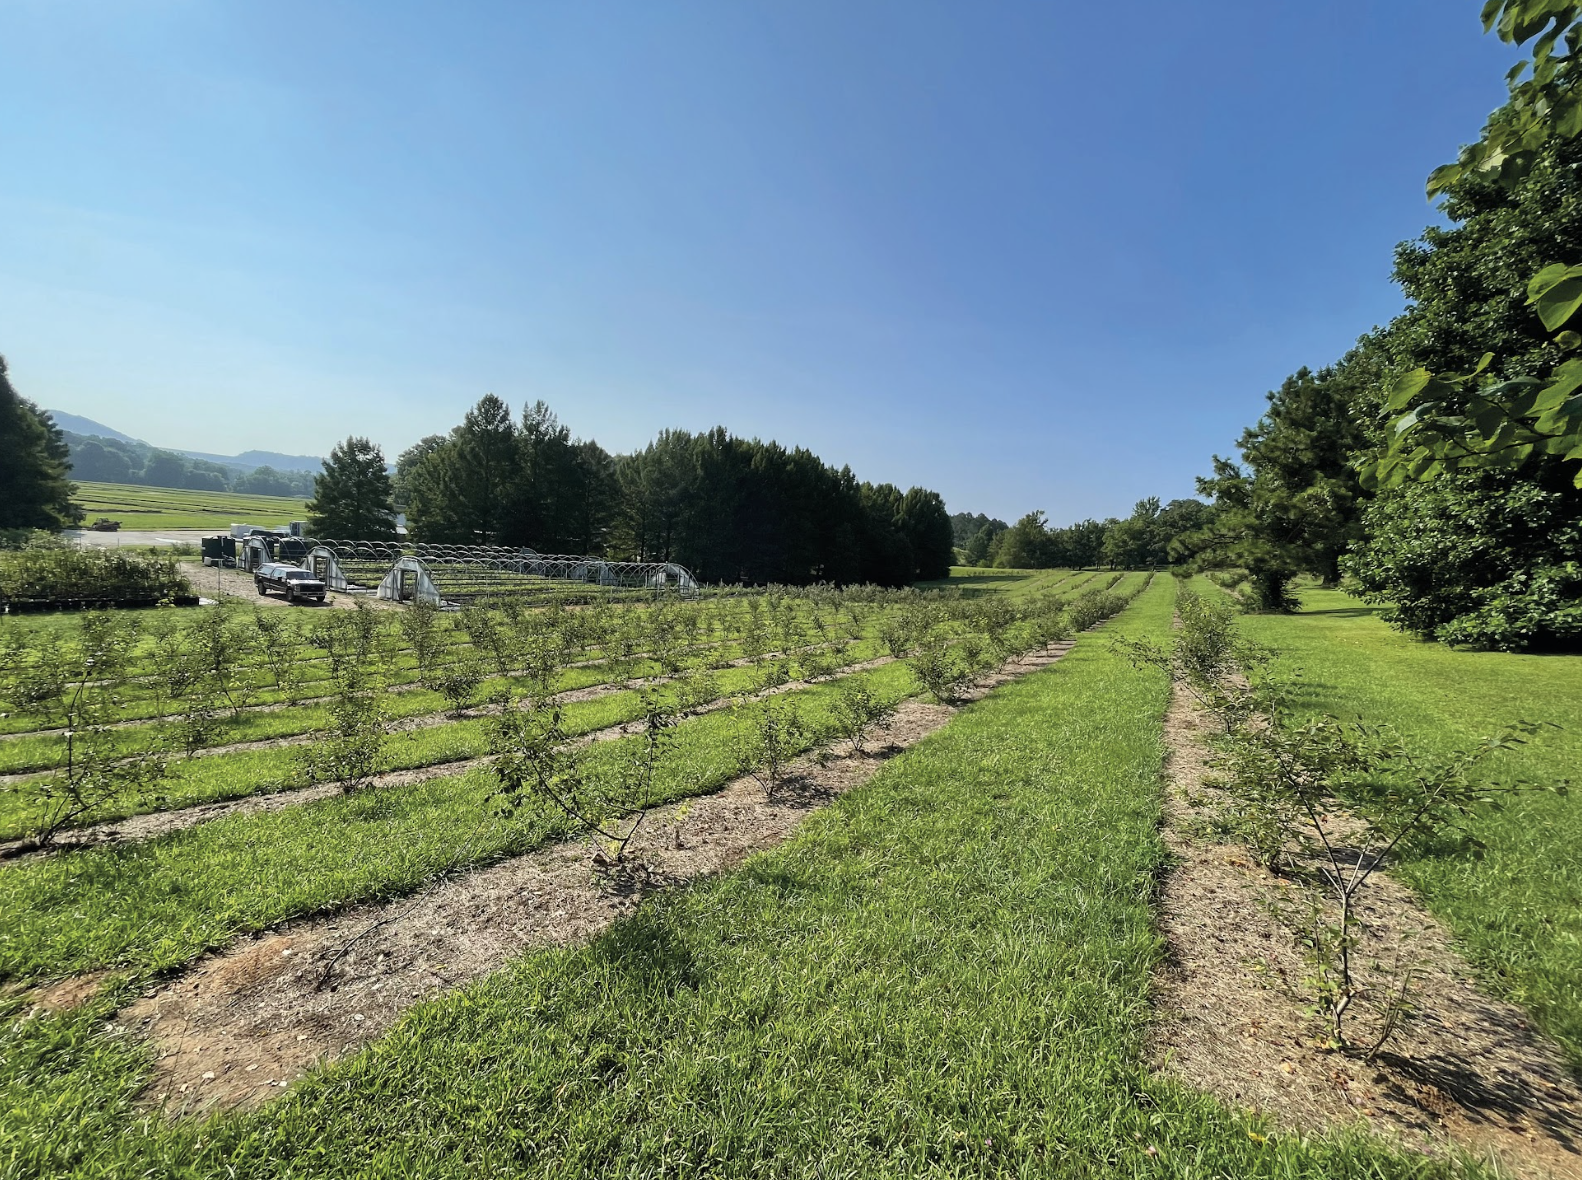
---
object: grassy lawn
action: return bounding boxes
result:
[1,576,1457,1178]
[1235,585,1582,1070]
[70,482,309,531]
[915,566,1086,598]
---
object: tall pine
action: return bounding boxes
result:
[0,355,79,531]
[307,437,396,540]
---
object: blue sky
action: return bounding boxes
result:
[0,2,1519,523]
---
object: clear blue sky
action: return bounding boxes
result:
[0,1,1518,524]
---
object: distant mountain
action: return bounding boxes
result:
[45,410,324,473]
[174,448,326,474]
[45,411,140,445]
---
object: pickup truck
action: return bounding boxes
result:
[254,563,328,604]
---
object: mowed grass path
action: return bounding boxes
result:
[5,578,1459,1178]
[70,482,309,530]
[1236,586,1582,1070]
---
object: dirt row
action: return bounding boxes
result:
[99,639,1078,1116]
[1151,686,1582,1179]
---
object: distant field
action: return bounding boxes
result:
[71,481,310,530]
[916,566,1089,598]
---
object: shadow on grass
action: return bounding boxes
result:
[590,896,703,995]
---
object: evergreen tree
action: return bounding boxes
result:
[898,487,955,580]
[307,437,396,540]
[1189,365,1372,607]
[0,355,79,531]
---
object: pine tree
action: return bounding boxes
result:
[307,437,396,540]
[0,355,80,531]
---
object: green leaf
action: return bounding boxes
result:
[1386,368,1433,411]
[1426,163,1462,199]
[1558,94,1582,140]
[1470,403,1508,440]
[1527,263,1582,332]
[1533,358,1582,412]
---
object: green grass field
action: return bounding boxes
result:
[70,481,310,531]
[916,566,1105,599]
[1234,584,1582,1071]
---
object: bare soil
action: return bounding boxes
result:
[1152,687,1582,1178]
[196,561,393,610]
[114,640,1075,1116]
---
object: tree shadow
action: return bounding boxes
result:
[588,890,704,995]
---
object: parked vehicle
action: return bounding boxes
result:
[88,518,122,532]
[254,563,327,604]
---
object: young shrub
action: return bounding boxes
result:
[187,606,257,717]
[489,694,677,864]
[14,613,167,845]
[299,682,389,793]
[251,609,305,699]
[796,642,847,683]
[733,697,811,801]
[432,653,487,717]
[973,597,1018,658]
[1132,584,1567,1056]
[648,610,688,677]
[0,629,67,725]
[753,656,792,694]
[457,603,516,677]
[957,633,989,681]
[829,677,897,755]
[669,667,722,715]
[909,636,971,703]
[740,615,770,663]
[1210,709,1557,1054]
[877,615,913,660]
[517,628,564,705]
[142,620,219,757]
[398,598,444,686]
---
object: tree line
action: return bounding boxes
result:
[949,498,1212,571]
[3,360,953,586]
[306,396,955,587]
[1182,2,1582,650]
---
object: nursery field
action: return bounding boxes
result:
[0,573,1574,1177]
[68,482,310,531]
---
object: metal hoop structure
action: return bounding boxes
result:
[289,540,697,606]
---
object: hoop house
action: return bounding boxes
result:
[296,540,697,606]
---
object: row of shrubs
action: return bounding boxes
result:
[0,547,193,608]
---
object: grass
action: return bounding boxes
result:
[1233,584,1582,1071]
[0,574,1468,1179]
[69,482,310,531]
[915,565,1091,599]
